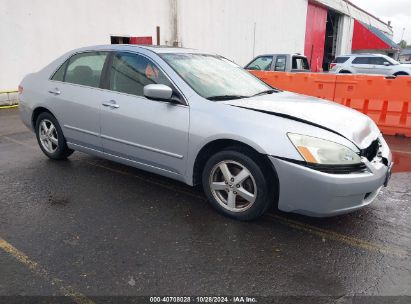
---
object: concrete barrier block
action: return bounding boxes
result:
[0,93,9,106]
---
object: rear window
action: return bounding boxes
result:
[292,56,309,70]
[333,57,350,64]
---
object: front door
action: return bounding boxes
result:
[100,52,189,178]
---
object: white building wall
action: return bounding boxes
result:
[178,0,308,66]
[0,0,174,90]
[336,15,354,55]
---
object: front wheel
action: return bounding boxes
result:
[35,112,74,160]
[202,149,276,221]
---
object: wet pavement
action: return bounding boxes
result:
[0,108,410,303]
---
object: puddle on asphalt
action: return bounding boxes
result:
[392,151,411,173]
[385,136,411,173]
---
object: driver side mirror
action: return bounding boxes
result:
[384,62,390,66]
[144,84,173,101]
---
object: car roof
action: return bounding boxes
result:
[337,53,387,58]
[254,53,306,57]
[70,44,210,55]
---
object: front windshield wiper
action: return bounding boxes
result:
[206,95,249,101]
[252,89,278,97]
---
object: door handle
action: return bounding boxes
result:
[48,88,61,95]
[102,100,119,109]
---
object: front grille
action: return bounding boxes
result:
[361,139,380,161]
[305,163,368,174]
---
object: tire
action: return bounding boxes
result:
[35,112,74,160]
[202,148,276,221]
[339,70,351,74]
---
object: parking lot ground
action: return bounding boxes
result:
[0,108,410,303]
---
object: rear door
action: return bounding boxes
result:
[100,51,189,178]
[48,51,109,150]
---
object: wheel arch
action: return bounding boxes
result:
[393,71,409,76]
[32,106,56,129]
[191,138,278,188]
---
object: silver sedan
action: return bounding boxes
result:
[19,45,393,220]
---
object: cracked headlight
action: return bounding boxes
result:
[288,133,361,165]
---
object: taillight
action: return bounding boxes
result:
[330,63,336,69]
[18,85,23,94]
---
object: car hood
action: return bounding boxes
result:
[223,92,380,149]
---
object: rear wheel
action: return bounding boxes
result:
[35,112,74,160]
[202,149,276,221]
[339,70,352,74]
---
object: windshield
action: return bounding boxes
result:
[161,53,271,99]
[383,55,400,65]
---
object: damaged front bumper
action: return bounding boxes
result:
[270,135,393,217]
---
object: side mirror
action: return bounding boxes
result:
[144,84,173,101]
[384,62,390,66]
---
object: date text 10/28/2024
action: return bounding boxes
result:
[150,296,257,303]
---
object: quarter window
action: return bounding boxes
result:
[51,61,68,82]
[63,52,108,88]
[109,52,171,96]
[333,57,350,64]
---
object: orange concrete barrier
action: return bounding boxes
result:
[250,71,411,137]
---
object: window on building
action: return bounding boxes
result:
[245,56,273,71]
[109,52,171,96]
[63,52,108,88]
[111,36,131,44]
[274,56,286,71]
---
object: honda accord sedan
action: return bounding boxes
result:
[19,45,393,220]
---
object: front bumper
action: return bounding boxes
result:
[269,137,392,217]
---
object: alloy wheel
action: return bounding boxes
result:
[39,119,59,153]
[209,160,257,212]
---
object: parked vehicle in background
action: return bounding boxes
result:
[329,54,411,76]
[245,54,310,72]
[19,45,392,221]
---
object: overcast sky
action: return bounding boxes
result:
[350,0,411,44]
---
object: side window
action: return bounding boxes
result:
[352,57,370,64]
[274,56,286,71]
[51,60,68,81]
[245,56,273,71]
[109,52,172,96]
[369,57,391,66]
[64,52,108,88]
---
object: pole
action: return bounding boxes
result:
[156,26,160,45]
[252,22,256,58]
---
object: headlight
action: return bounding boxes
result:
[287,133,361,165]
